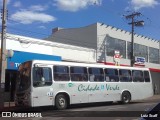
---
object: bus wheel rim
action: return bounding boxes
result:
[59,98,65,107]
[123,95,129,102]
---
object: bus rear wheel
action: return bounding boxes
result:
[55,94,67,110]
[121,91,131,104]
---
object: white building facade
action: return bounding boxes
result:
[46,23,160,94]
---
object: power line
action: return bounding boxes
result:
[7,25,50,37]
[141,14,160,30]
[6,34,95,52]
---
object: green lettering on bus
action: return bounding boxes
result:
[78,84,119,92]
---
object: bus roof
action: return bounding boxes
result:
[29,60,149,71]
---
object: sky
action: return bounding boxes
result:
[0,0,160,40]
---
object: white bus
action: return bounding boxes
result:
[15,60,153,110]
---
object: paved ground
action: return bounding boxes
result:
[0,95,160,120]
[0,95,160,112]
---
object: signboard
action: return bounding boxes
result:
[114,50,120,54]
[7,51,61,70]
[113,50,121,66]
[135,56,145,65]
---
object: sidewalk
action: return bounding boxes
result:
[0,102,17,112]
[143,95,160,100]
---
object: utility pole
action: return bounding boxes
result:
[125,12,144,67]
[0,0,7,110]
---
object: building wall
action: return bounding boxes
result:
[6,34,53,55]
[46,23,160,70]
[52,46,96,63]
[97,23,159,48]
[46,23,98,49]
[4,33,96,63]
[96,22,160,69]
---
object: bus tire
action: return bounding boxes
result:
[55,94,67,110]
[121,91,131,104]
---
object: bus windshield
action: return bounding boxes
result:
[16,62,31,92]
[33,67,52,87]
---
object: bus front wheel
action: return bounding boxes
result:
[55,94,67,110]
[121,91,131,104]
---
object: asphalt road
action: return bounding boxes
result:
[1,95,160,120]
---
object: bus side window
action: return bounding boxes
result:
[132,70,144,82]
[70,67,88,82]
[53,66,70,81]
[89,68,104,82]
[119,69,132,82]
[105,68,119,82]
[144,71,150,82]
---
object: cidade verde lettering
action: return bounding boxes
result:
[78,84,119,92]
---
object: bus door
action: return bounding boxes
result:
[32,65,53,107]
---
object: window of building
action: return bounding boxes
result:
[105,68,119,82]
[53,66,70,81]
[89,67,104,82]
[70,66,88,81]
[132,70,144,82]
[119,69,132,82]
[106,37,126,58]
[144,71,150,82]
[127,42,148,62]
[33,67,52,87]
[149,47,159,64]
